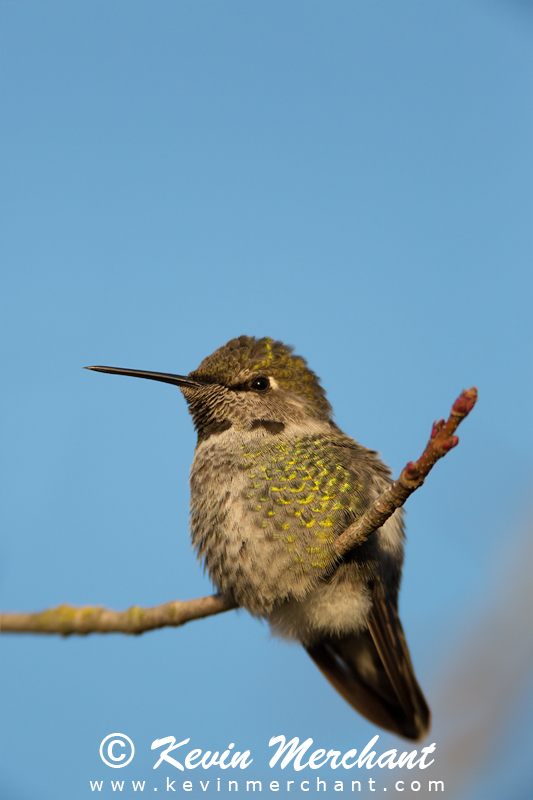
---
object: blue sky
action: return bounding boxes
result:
[1,2,532,798]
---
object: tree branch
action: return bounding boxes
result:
[0,594,238,636]
[0,387,477,636]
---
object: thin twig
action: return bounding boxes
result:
[0,387,477,636]
[334,387,478,556]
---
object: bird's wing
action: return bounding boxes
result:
[306,582,430,740]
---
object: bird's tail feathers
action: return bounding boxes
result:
[306,585,430,741]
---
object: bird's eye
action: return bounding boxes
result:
[250,377,270,391]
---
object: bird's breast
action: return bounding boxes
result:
[189,427,403,616]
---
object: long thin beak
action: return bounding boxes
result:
[85,365,201,389]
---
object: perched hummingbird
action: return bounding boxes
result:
[87,336,430,740]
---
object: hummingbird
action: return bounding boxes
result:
[87,336,430,740]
